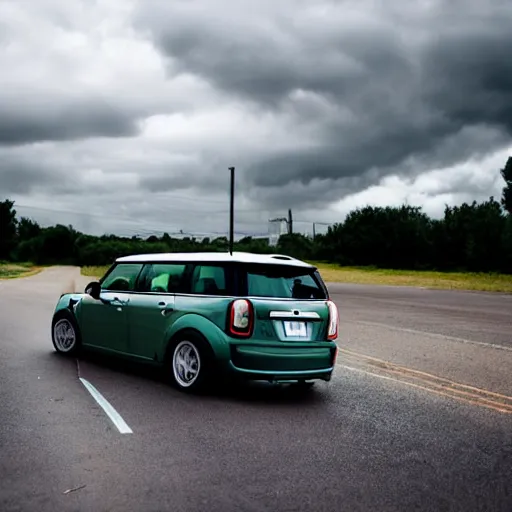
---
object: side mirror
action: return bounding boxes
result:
[85,281,101,300]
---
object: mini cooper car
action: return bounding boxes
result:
[51,252,339,391]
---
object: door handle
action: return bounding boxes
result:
[112,297,129,306]
[158,301,174,315]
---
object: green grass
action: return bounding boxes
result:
[311,262,512,293]
[81,262,512,293]
[0,261,42,279]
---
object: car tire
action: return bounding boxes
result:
[51,311,82,356]
[167,331,213,393]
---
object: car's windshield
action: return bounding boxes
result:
[242,264,327,299]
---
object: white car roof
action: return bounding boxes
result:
[116,251,315,268]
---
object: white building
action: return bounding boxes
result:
[268,219,289,247]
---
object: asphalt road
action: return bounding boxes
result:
[1,268,511,511]
[327,282,512,396]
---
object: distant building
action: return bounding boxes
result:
[268,219,288,247]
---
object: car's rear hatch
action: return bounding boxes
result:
[235,261,332,343]
[251,298,329,342]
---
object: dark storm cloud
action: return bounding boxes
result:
[422,28,512,132]
[0,98,139,146]
[142,10,408,108]
[136,0,512,191]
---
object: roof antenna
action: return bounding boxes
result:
[228,166,235,255]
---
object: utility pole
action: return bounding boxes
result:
[228,166,235,255]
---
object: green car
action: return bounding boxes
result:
[51,252,339,392]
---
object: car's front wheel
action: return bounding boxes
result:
[51,312,81,356]
[169,332,212,393]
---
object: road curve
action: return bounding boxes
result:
[0,268,511,511]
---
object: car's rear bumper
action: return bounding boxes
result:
[226,341,337,382]
[227,364,334,382]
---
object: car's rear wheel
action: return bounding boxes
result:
[168,331,213,393]
[51,312,81,356]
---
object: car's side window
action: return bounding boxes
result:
[101,263,143,292]
[137,264,187,293]
[190,265,227,295]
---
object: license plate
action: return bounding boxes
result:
[284,321,307,337]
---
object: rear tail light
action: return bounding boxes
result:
[228,299,254,337]
[326,300,339,340]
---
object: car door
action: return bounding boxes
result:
[80,263,143,354]
[127,263,188,360]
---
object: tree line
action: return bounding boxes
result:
[1,157,511,273]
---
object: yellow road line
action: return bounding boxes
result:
[337,348,512,414]
[375,366,512,412]
[341,365,512,415]
[340,347,512,401]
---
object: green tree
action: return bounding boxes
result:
[441,198,506,271]
[276,233,314,261]
[236,236,273,254]
[17,217,41,242]
[502,216,512,273]
[0,199,18,260]
[22,224,80,265]
[328,205,433,269]
[500,156,512,215]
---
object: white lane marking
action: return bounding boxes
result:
[347,319,512,352]
[79,377,133,434]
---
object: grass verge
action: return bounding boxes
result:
[81,266,109,279]
[0,261,42,280]
[311,262,512,293]
[81,262,512,293]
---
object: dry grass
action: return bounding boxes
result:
[312,262,512,293]
[81,266,109,279]
[0,262,42,280]
[82,261,512,293]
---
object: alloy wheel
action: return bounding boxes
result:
[172,341,201,388]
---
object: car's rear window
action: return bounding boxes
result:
[242,264,327,299]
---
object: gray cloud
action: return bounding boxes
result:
[0,2,143,146]
[0,98,139,146]
[0,152,82,196]
[0,164,54,195]
[422,28,512,132]
[1,0,511,237]
[0,1,210,148]
[137,0,512,193]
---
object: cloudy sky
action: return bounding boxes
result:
[1,0,511,238]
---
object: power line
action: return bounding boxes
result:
[14,203,270,219]
[112,230,270,240]
[14,203,274,234]
[14,202,333,241]
[15,204,270,239]
[15,203,337,227]
[294,220,333,225]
